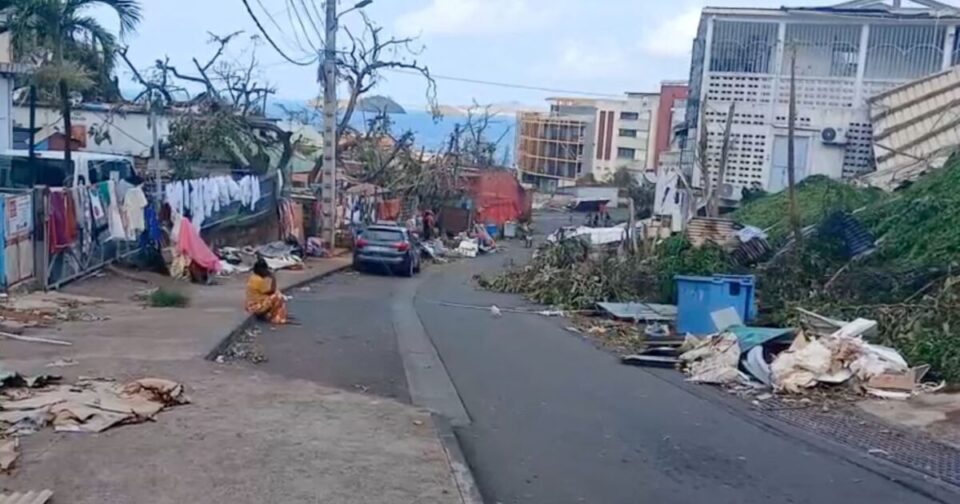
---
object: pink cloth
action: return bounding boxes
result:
[177,217,221,273]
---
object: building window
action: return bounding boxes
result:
[620,111,640,121]
[619,128,638,138]
[709,20,777,74]
[617,148,636,160]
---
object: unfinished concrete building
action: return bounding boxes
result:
[517,94,660,191]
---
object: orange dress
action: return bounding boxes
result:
[245,274,288,324]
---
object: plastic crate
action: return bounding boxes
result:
[675,275,756,335]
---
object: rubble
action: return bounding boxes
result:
[0,375,188,438]
[674,316,937,401]
[217,327,267,364]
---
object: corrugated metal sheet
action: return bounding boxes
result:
[597,302,678,322]
[0,490,53,504]
[868,66,960,189]
[731,237,772,266]
[686,217,739,250]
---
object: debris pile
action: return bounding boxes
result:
[675,315,941,400]
[0,371,188,472]
[217,326,266,364]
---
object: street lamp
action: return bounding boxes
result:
[321,0,373,250]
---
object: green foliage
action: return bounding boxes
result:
[652,236,733,303]
[149,288,190,308]
[859,160,960,266]
[479,236,734,309]
[730,175,884,245]
[3,0,142,101]
[166,110,272,174]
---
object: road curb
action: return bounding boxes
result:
[433,413,485,504]
[204,263,352,361]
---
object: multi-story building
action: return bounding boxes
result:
[652,81,690,172]
[516,93,659,191]
[685,0,960,199]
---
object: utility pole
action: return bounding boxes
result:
[321,0,339,250]
[320,0,373,249]
[787,42,802,245]
[28,86,36,160]
[150,105,162,210]
[712,102,736,217]
[696,99,711,218]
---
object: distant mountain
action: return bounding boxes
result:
[264,96,516,163]
[354,95,406,114]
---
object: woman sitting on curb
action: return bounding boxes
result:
[245,258,288,324]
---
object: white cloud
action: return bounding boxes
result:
[395,0,541,37]
[640,7,702,58]
[531,39,635,83]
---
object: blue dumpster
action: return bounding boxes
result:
[675,275,756,334]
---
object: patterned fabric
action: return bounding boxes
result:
[245,291,288,324]
[245,274,288,324]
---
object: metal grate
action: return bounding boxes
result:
[757,400,960,487]
[710,21,778,74]
[843,122,876,178]
[866,24,947,80]
[785,23,862,78]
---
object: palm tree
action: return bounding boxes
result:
[1,0,141,166]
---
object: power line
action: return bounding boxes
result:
[285,0,319,54]
[254,0,305,56]
[241,0,317,66]
[288,0,323,53]
[297,0,325,44]
[384,68,623,98]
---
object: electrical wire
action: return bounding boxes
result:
[285,0,319,54]
[383,68,623,98]
[241,0,317,66]
[297,0,326,45]
[254,0,306,56]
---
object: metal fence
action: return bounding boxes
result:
[0,189,37,290]
[41,172,279,290]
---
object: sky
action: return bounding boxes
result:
[98,0,843,110]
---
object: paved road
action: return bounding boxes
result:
[256,215,945,504]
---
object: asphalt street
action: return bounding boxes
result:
[254,214,945,504]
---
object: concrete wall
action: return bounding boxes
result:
[13,105,170,158]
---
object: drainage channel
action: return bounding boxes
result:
[756,401,960,487]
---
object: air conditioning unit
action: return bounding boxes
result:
[719,183,737,199]
[820,126,848,146]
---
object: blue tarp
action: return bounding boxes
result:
[727,325,795,353]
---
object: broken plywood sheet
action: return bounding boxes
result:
[0,378,188,434]
[868,66,960,189]
[0,490,53,504]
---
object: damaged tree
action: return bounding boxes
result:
[2,0,143,169]
[119,31,293,180]
[306,12,437,184]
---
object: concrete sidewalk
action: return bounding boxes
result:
[0,258,463,504]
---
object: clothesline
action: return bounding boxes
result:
[163,174,263,229]
[48,180,151,255]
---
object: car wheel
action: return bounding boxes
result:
[414,256,422,273]
[352,259,364,272]
[402,258,415,277]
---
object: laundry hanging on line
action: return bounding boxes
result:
[164,174,261,228]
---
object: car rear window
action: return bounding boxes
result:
[363,229,404,242]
